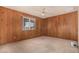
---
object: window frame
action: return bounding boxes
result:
[23,16,36,31]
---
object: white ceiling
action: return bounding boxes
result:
[5,6,78,18]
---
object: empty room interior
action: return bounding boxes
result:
[0,6,78,53]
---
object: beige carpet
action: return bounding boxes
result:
[0,36,78,53]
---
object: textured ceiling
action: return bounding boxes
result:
[5,6,78,18]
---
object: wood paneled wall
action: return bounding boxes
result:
[42,12,78,41]
[0,7,78,45]
[0,7,43,44]
[41,19,48,36]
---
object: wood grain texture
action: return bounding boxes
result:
[41,19,48,36]
[0,7,78,45]
[0,7,43,45]
[42,12,78,41]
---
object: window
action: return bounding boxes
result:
[23,16,36,30]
